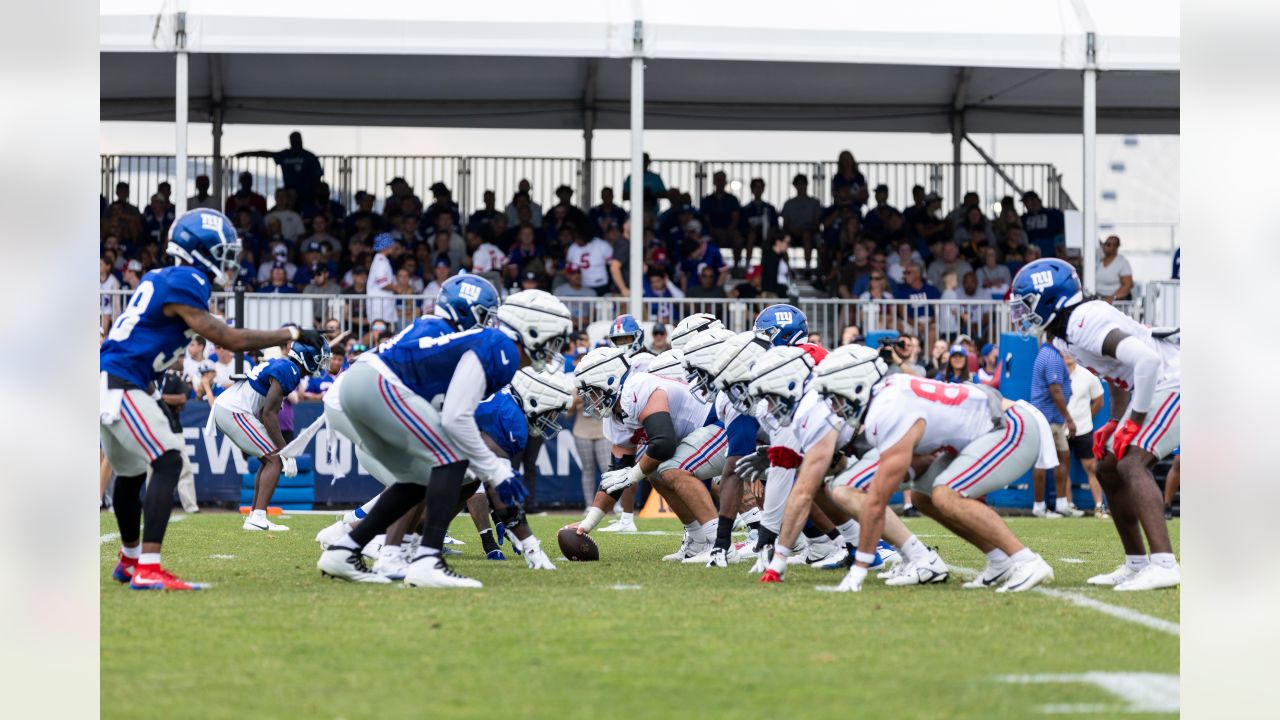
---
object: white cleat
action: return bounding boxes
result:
[733,507,761,531]
[443,533,465,545]
[243,515,289,532]
[884,550,949,586]
[403,555,482,588]
[522,537,556,571]
[1057,505,1085,518]
[1087,564,1142,586]
[1114,563,1180,591]
[662,531,694,561]
[1032,507,1063,519]
[963,559,1015,589]
[685,542,741,566]
[373,550,409,581]
[996,555,1054,593]
[703,547,730,568]
[315,520,351,548]
[808,544,849,569]
[362,535,385,562]
[317,547,391,583]
[598,517,638,533]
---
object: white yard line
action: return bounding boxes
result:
[99,533,119,545]
[998,672,1179,714]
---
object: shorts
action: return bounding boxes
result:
[827,447,883,491]
[1068,432,1094,461]
[1049,423,1069,454]
[100,384,184,477]
[1111,388,1181,461]
[212,404,279,460]
[656,425,728,482]
[911,403,1042,499]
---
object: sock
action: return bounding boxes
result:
[901,535,929,563]
[715,516,735,550]
[422,463,467,551]
[774,544,792,558]
[700,518,719,543]
[120,544,141,560]
[756,527,779,552]
[1055,497,1071,513]
[1010,548,1036,564]
[251,508,267,521]
[747,521,761,532]
[1150,552,1177,570]
[836,520,860,544]
[1033,501,1046,514]
[619,511,633,524]
[986,548,1010,563]
[349,483,427,548]
[479,528,499,554]
[342,495,379,524]
[1125,554,1150,571]
[903,497,914,509]
[139,552,161,566]
[825,528,841,543]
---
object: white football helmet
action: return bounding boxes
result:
[746,346,815,427]
[496,289,573,372]
[510,367,575,437]
[706,331,772,414]
[679,328,736,400]
[574,346,630,418]
[812,345,888,435]
[668,313,726,352]
[647,349,687,381]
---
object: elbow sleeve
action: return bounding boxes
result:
[641,412,679,462]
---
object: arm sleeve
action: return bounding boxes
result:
[441,350,509,484]
[640,411,679,461]
[1113,337,1160,414]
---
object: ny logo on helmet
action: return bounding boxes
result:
[200,213,224,232]
[775,311,794,324]
[1030,271,1054,291]
[458,283,482,301]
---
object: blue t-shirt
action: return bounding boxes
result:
[700,192,742,230]
[101,265,212,389]
[259,283,298,294]
[377,326,519,404]
[1021,208,1066,258]
[1030,343,1072,424]
[587,205,629,235]
[475,390,529,458]
[246,357,303,397]
[679,243,725,281]
[893,282,941,317]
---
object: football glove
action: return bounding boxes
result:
[735,450,768,485]
[600,466,642,495]
[1110,419,1144,461]
[494,473,528,507]
[522,537,556,571]
[1092,419,1119,460]
[280,456,298,478]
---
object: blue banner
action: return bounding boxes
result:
[177,402,590,507]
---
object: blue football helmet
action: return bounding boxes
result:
[1009,258,1083,337]
[753,304,808,346]
[607,314,646,354]
[288,338,331,377]
[166,208,243,287]
[434,274,500,330]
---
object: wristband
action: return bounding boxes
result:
[579,506,606,533]
[629,464,647,486]
[288,326,301,342]
[854,550,877,567]
[774,544,792,558]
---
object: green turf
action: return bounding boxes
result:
[101,512,1178,719]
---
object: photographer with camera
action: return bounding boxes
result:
[877,334,925,376]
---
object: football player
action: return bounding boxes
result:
[315,289,572,587]
[596,313,657,532]
[101,208,326,590]
[210,338,330,532]
[1010,258,1181,591]
[668,312,726,352]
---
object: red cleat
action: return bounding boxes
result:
[129,564,207,591]
[111,552,138,583]
[759,569,783,584]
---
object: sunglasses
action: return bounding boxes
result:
[871,275,886,280]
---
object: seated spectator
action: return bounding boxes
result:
[110,181,142,218]
[993,203,1022,243]
[587,186,628,238]
[651,323,672,353]
[187,174,218,211]
[861,184,899,238]
[264,188,306,242]
[1095,235,1135,302]
[225,171,269,219]
[300,345,345,400]
[839,325,862,346]
[887,236,924,284]
[504,180,543,228]
[924,339,949,378]
[426,211,466,269]
[759,233,792,298]
[643,268,684,324]
[257,243,297,285]
[260,264,298,294]
[975,245,1012,297]
[421,183,460,229]
[621,153,667,209]
[678,224,728,292]
[342,266,371,335]
[953,206,990,253]
[555,265,598,302]
[550,185,589,232]
[563,226,613,296]
[468,190,502,233]
[830,150,869,207]
[1020,190,1065,259]
[926,241,974,288]
[141,194,175,246]
[946,192,983,228]
[700,171,744,266]
[935,345,971,383]
[686,263,729,302]
[303,214,343,255]
[900,185,927,236]
[423,257,453,300]
[344,191,384,237]
[781,173,823,270]
[894,261,941,323]
[740,178,779,268]
[383,177,422,220]
[291,241,331,288]
[911,193,949,248]
[836,241,873,299]
[819,186,859,280]
[470,227,507,286]
[300,181,346,223]
[730,265,764,299]
[302,263,341,295]
[976,342,1002,387]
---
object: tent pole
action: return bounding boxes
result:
[212,107,223,205]
[582,121,594,214]
[951,114,962,209]
[1082,32,1098,292]
[175,11,189,213]
[629,21,644,318]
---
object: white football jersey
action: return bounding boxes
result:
[609,372,713,449]
[863,376,995,455]
[1051,300,1180,392]
[565,238,614,288]
[471,242,507,273]
[779,390,853,453]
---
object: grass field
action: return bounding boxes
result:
[101,511,1179,719]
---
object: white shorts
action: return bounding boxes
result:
[1112,388,1180,461]
[827,447,883,492]
[656,425,728,482]
[212,404,279,460]
[100,385,183,477]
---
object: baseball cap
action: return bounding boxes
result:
[949,344,967,357]
[386,177,407,187]
[272,244,288,257]
[429,182,450,196]
[955,333,973,345]
[372,233,395,252]
[523,270,541,282]
[125,259,143,273]
[980,342,995,357]
[305,240,324,253]
[678,204,694,215]
[924,192,942,203]
[434,257,452,269]
[652,323,668,335]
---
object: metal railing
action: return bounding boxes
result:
[101,154,1069,221]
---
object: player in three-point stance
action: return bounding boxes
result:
[100,207,327,590]
[1010,258,1181,591]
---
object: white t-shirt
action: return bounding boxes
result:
[471,243,507,274]
[367,252,399,323]
[608,372,712,449]
[565,239,614,289]
[1050,300,1180,393]
[100,274,120,315]
[1066,364,1104,433]
[263,209,306,241]
[1094,254,1133,297]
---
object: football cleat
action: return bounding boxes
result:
[315,520,352,549]
[522,537,556,570]
[1058,504,1085,518]
[733,507,761,531]
[684,542,741,566]
[807,541,849,569]
[486,549,507,561]
[318,547,391,583]
[111,552,138,583]
[443,533,465,545]
[884,550,949,586]
[1031,507,1063,519]
[876,540,901,569]
[404,556,482,588]
[1087,564,1143,586]
[598,517,638,533]
[759,569,783,584]
[373,550,409,581]
[704,548,730,568]
[662,531,694,561]
[243,515,289,532]
[1113,563,1180,592]
[129,564,207,591]
[963,559,1014,589]
[996,555,1054,593]
[362,535,385,562]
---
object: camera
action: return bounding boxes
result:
[877,336,908,365]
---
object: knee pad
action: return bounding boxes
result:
[150,450,184,487]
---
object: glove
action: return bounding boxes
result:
[297,328,327,350]
[735,450,768,485]
[1092,419,1119,460]
[835,565,867,592]
[749,544,773,575]
[600,466,640,495]
[494,473,528,507]
[280,456,298,478]
[522,537,556,570]
[1110,419,1143,461]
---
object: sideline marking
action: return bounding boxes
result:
[998,672,1179,714]
[1059,558,1085,564]
[209,554,237,560]
[610,584,642,591]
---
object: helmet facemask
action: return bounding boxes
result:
[687,366,717,402]
[1010,291,1048,337]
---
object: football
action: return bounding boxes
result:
[557,526,600,561]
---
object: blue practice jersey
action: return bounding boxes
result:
[375,315,456,354]
[247,358,303,397]
[476,390,529,459]
[100,265,212,389]
[377,325,519,404]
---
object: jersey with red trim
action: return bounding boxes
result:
[863,376,993,454]
[1051,300,1180,392]
[609,372,712,449]
[565,238,613,288]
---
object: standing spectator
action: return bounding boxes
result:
[367,233,403,328]
[740,178,779,268]
[1030,341,1082,518]
[1064,354,1109,518]
[975,245,1012,297]
[861,184,899,237]
[422,182,460,229]
[224,171,268,218]
[109,181,142,218]
[900,185,928,234]
[759,233,792,298]
[1020,190,1065,259]
[700,171,744,267]
[622,152,667,208]
[141,193,175,246]
[550,185,589,232]
[564,227,614,296]
[344,191,384,237]
[467,190,502,233]
[975,342,1002,387]
[158,360,200,513]
[236,131,324,200]
[588,186,628,237]
[830,150,869,207]
[1094,235,1135,301]
[780,173,822,272]
[934,345,971,383]
[505,179,543,228]
[186,174,219,211]
[264,188,306,242]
